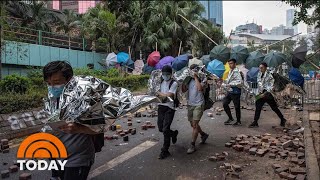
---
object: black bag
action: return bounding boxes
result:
[92,133,104,153]
[203,84,214,110]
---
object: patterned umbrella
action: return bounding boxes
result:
[245,51,265,69]
[230,45,249,64]
[210,45,231,64]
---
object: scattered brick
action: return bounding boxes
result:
[275,167,289,174]
[222,152,229,156]
[104,135,113,140]
[123,130,129,134]
[2,149,9,153]
[272,164,281,170]
[244,146,250,152]
[298,147,304,153]
[295,174,306,180]
[256,149,267,157]
[127,122,132,126]
[297,152,305,159]
[1,170,10,179]
[290,168,306,175]
[282,140,293,149]
[287,174,296,180]
[116,130,123,134]
[231,172,240,178]
[141,125,148,130]
[224,163,231,169]
[230,140,236,145]
[1,139,8,145]
[298,160,306,167]
[269,153,276,159]
[270,149,279,154]
[19,173,31,180]
[131,129,136,135]
[1,144,9,150]
[288,152,297,157]
[236,138,242,142]
[233,145,244,152]
[8,165,18,173]
[279,152,288,159]
[261,137,269,143]
[249,148,257,155]
[290,157,299,164]
[208,156,217,162]
[298,142,304,148]
[232,165,242,172]
[112,135,119,139]
[123,136,129,142]
[217,155,226,161]
[207,113,213,117]
[225,143,232,148]
[279,172,289,179]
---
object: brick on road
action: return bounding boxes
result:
[287,174,296,180]
[249,148,257,155]
[275,167,289,174]
[295,174,306,180]
[9,165,18,173]
[290,168,306,175]
[1,170,10,179]
[297,152,305,159]
[232,165,242,172]
[1,139,9,145]
[272,164,281,170]
[224,163,231,169]
[269,153,276,159]
[208,156,218,162]
[279,172,289,179]
[290,157,299,164]
[19,173,32,180]
[225,142,232,147]
[282,140,293,149]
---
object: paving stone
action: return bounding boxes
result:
[290,168,306,175]
[19,173,31,180]
[275,167,289,174]
[236,138,242,142]
[208,156,218,162]
[298,160,306,167]
[256,149,267,157]
[233,145,244,152]
[282,140,293,149]
[131,129,136,135]
[297,152,305,159]
[8,165,18,173]
[249,148,257,155]
[288,152,297,157]
[270,149,279,154]
[224,163,231,169]
[1,170,10,178]
[217,155,226,161]
[272,164,282,170]
[244,146,250,152]
[290,157,299,164]
[269,153,276,159]
[279,171,289,178]
[230,140,236,145]
[232,164,242,172]
[298,147,304,153]
[279,152,288,159]
[231,172,240,178]
[261,137,269,143]
[225,143,232,148]
[1,139,8,145]
[287,174,296,180]
[295,174,306,180]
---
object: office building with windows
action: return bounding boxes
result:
[199,0,223,28]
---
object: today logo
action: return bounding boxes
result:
[16,133,68,171]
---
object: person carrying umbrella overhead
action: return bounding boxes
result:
[222,59,243,126]
[248,62,287,128]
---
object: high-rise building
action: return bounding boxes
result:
[199,1,223,28]
[47,0,100,14]
[286,9,298,34]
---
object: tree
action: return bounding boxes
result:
[283,0,320,28]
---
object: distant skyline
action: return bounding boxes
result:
[223,1,307,35]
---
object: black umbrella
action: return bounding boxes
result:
[291,45,307,68]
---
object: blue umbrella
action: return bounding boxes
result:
[172,54,189,71]
[117,52,130,65]
[207,59,225,78]
[289,67,304,88]
[246,67,259,83]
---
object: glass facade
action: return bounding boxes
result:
[199,0,223,27]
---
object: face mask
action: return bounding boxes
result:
[48,84,65,98]
[162,74,171,81]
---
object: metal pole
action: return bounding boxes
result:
[38,30,42,45]
[82,38,85,51]
[257,32,302,51]
[178,14,218,46]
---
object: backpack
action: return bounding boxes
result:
[161,79,180,108]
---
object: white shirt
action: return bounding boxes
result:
[158,79,178,109]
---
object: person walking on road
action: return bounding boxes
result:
[249,62,287,128]
[182,64,209,154]
[156,65,179,159]
[222,59,243,126]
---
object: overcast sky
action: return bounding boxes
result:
[223,1,307,35]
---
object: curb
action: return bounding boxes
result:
[303,109,320,180]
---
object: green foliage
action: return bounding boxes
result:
[99,75,150,91]
[106,68,119,78]
[73,67,106,76]
[0,74,31,94]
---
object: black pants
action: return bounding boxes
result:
[52,165,91,180]
[223,93,241,122]
[157,105,175,152]
[254,92,285,122]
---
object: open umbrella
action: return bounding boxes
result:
[210,45,230,64]
[147,51,161,67]
[289,67,304,88]
[126,58,135,72]
[200,55,211,67]
[188,57,203,68]
[238,64,249,81]
[222,62,230,80]
[142,64,155,74]
[230,45,249,64]
[246,67,259,83]
[106,52,117,67]
[245,51,264,69]
[155,56,174,70]
[291,45,308,68]
[172,54,189,71]
[117,52,130,65]
[207,59,225,78]
[263,51,287,68]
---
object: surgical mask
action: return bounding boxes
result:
[48,84,65,98]
[162,74,171,81]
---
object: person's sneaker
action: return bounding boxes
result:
[248,122,259,128]
[224,119,234,125]
[187,144,196,154]
[233,121,242,126]
[172,130,179,144]
[280,119,286,127]
[158,151,171,159]
[200,133,209,144]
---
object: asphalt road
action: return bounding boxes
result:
[0,102,288,180]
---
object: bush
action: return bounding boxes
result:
[99,75,150,91]
[0,74,31,94]
[26,68,43,79]
[106,68,120,78]
[74,68,105,77]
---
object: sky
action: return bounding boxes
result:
[223,1,308,35]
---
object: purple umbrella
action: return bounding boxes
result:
[155,56,175,70]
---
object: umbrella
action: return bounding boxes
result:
[126,58,135,72]
[210,45,231,64]
[188,57,203,68]
[245,51,264,69]
[291,45,308,68]
[200,55,211,67]
[172,54,189,71]
[147,51,161,67]
[288,67,304,88]
[230,45,249,64]
[142,64,155,74]
[155,56,174,70]
[207,59,225,78]
[222,62,230,80]
[263,51,287,68]
[117,52,130,65]
[106,52,117,67]
[238,64,249,81]
[246,67,259,83]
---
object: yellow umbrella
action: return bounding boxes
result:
[223,62,230,80]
